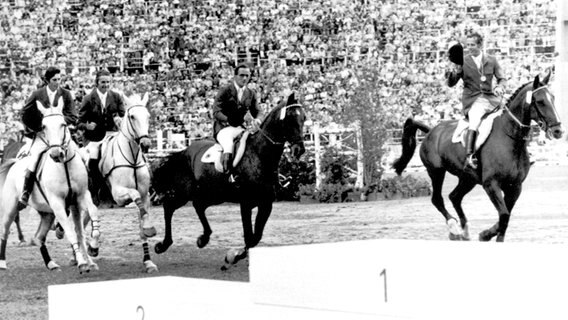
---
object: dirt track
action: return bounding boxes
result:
[1,164,567,319]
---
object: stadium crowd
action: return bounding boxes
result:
[0,0,558,149]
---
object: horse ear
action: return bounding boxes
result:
[286,92,296,105]
[55,97,64,113]
[122,92,131,107]
[533,74,541,89]
[36,100,48,115]
[141,92,149,106]
[541,68,552,85]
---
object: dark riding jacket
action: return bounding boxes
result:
[447,53,507,115]
[212,83,262,138]
[21,86,77,138]
[77,89,125,142]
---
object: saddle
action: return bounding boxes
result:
[451,110,502,151]
[201,131,250,173]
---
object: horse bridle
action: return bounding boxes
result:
[121,105,150,144]
[504,85,559,133]
[41,113,71,158]
[258,103,304,146]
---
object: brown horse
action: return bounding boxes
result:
[151,93,306,269]
[393,70,563,242]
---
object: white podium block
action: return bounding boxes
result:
[49,276,389,320]
[49,276,252,320]
[250,239,568,319]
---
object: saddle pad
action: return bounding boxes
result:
[452,110,503,150]
[200,131,250,173]
[201,144,224,172]
[100,134,118,176]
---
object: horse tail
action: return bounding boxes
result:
[392,118,431,175]
[150,151,188,195]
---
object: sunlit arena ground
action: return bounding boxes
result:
[1,164,567,319]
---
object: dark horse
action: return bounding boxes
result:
[1,137,27,244]
[151,93,306,268]
[393,70,563,242]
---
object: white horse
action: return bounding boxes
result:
[97,92,157,273]
[0,100,100,272]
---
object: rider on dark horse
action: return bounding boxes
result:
[446,32,507,170]
[212,63,264,174]
[77,69,125,203]
[18,66,78,210]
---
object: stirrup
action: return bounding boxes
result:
[465,155,478,169]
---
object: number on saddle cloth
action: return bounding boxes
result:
[201,131,250,172]
[451,111,503,150]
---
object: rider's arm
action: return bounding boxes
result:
[212,87,230,123]
[446,64,463,88]
[62,90,78,127]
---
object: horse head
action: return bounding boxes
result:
[261,92,306,160]
[37,98,70,163]
[122,92,152,152]
[529,70,563,139]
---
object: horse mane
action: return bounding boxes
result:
[504,81,532,109]
[262,93,299,125]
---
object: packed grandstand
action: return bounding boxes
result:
[0,0,558,149]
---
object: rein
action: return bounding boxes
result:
[107,105,148,189]
[257,103,303,146]
[502,85,550,140]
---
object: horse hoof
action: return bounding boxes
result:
[448,233,462,241]
[47,261,61,271]
[89,262,99,271]
[154,241,171,254]
[55,228,65,240]
[142,227,157,238]
[18,240,28,247]
[69,258,78,266]
[88,245,99,257]
[197,235,210,248]
[144,260,158,273]
[78,263,90,274]
[0,260,7,270]
[496,235,505,242]
[479,231,492,242]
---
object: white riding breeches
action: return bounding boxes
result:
[18,134,48,172]
[468,96,495,131]
[216,126,244,154]
[85,131,116,160]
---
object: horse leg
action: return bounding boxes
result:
[35,212,60,271]
[70,204,97,272]
[221,203,254,271]
[427,168,459,239]
[0,197,20,269]
[14,212,26,245]
[448,178,477,241]
[250,201,273,248]
[194,200,212,249]
[480,181,510,242]
[155,197,188,254]
[51,201,89,272]
[77,192,101,260]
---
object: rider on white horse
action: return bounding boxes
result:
[18,66,77,210]
[77,70,125,200]
[212,63,263,173]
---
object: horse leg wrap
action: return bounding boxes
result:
[0,238,7,260]
[142,242,151,262]
[40,244,51,267]
[91,219,101,240]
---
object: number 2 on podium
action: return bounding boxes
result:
[380,268,387,303]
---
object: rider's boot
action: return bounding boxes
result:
[464,129,478,170]
[221,152,233,174]
[88,159,103,204]
[17,170,35,211]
